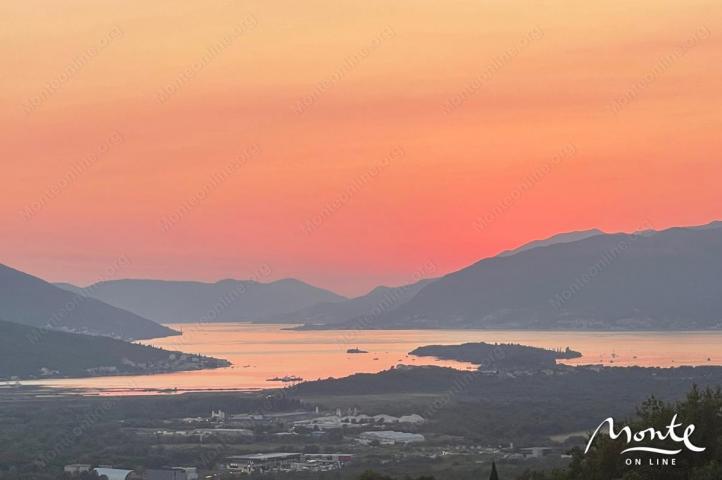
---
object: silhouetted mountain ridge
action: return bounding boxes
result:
[265,278,436,326]
[0,264,177,340]
[498,229,604,257]
[57,277,346,324]
[301,221,722,330]
[362,222,722,330]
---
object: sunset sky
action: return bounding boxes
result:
[1,0,720,296]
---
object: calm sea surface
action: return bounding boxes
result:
[19,323,722,395]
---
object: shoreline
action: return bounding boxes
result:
[11,362,722,399]
[15,326,722,397]
[0,358,232,384]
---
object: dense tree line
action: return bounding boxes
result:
[520,386,722,480]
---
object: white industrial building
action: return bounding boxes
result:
[93,468,135,480]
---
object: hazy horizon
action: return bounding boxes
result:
[8,218,719,296]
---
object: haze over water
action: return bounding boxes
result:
[20,323,722,395]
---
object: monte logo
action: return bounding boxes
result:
[585,414,706,460]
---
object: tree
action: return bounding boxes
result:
[489,461,499,480]
[532,386,722,480]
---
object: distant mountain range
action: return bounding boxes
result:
[264,278,436,326]
[497,229,604,257]
[0,264,176,340]
[56,278,346,324]
[26,219,722,332]
[0,319,228,380]
[352,221,722,330]
[280,229,616,329]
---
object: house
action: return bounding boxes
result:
[64,464,92,475]
[398,414,425,424]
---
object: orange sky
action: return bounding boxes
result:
[1,0,721,296]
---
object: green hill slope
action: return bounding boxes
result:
[0,263,176,340]
[0,319,229,380]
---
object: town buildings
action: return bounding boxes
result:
[221,452,353,473]
[358,431,426,445]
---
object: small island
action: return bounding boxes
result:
[267,375,303,382]
[410,342,582,370]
